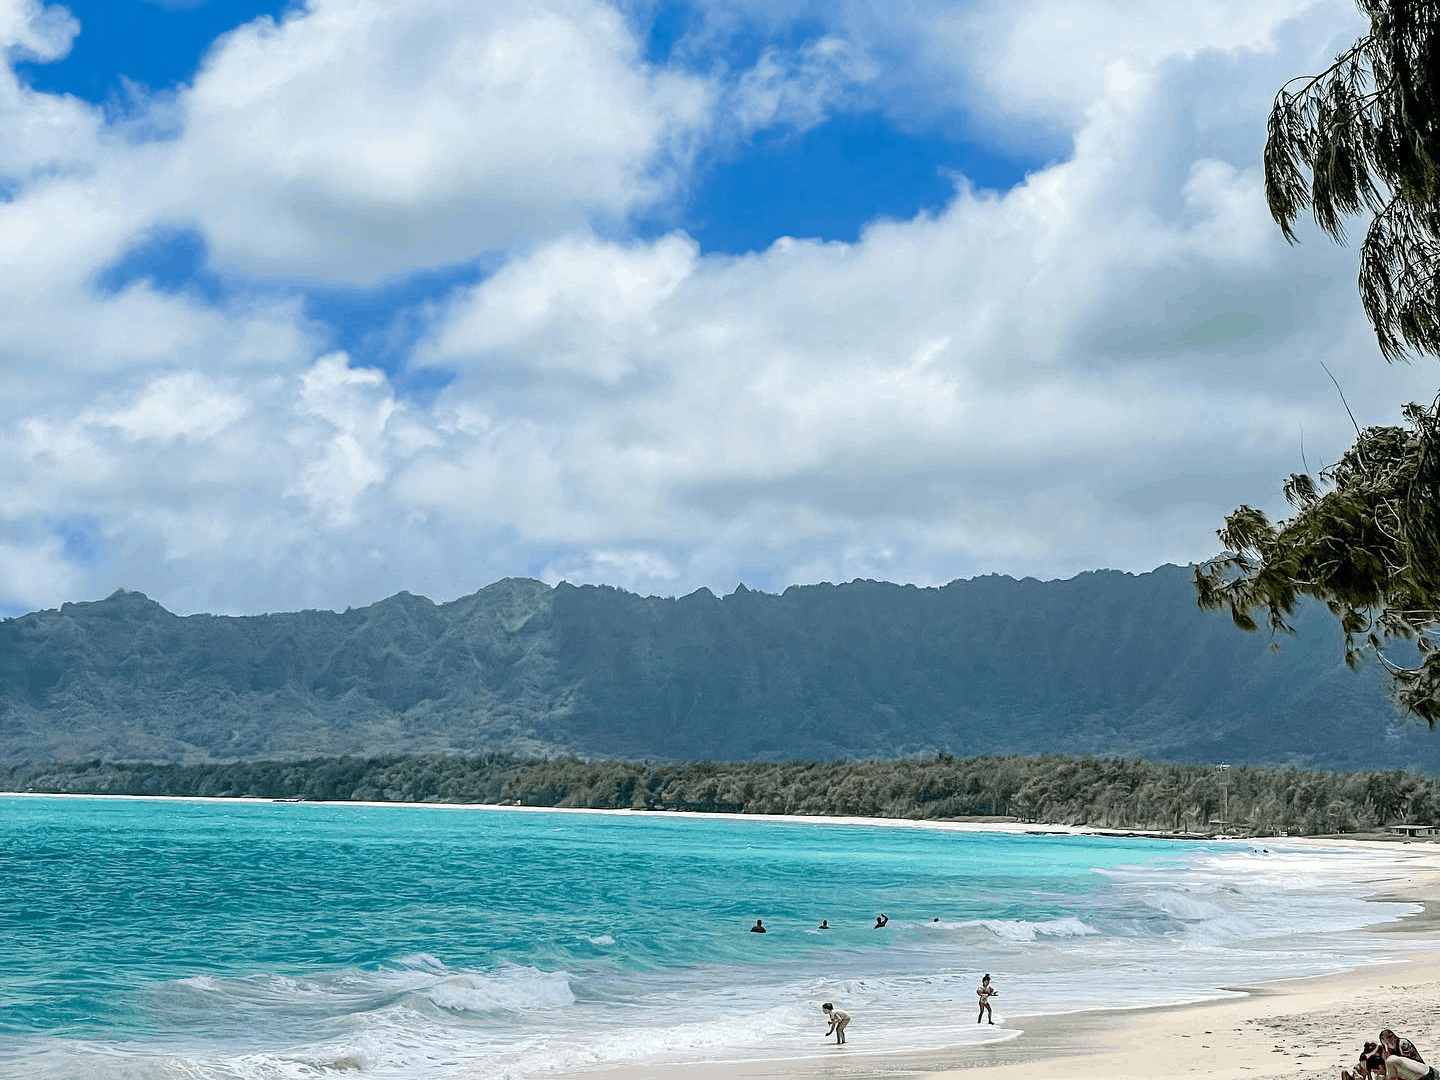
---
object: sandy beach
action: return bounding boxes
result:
[588,951,1440,1080]
[555,837,1440,1080]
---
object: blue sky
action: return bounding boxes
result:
[0,0,1434,616]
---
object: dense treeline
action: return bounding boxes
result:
[4,753,1437,836]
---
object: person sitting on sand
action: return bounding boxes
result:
[976,973,997,1024]
[1347,1042,1382,1080]
[750,919,766,933]
[1344,1042,1383,1080]
[1366,1049,1440,1080]
[873,913,888,928]
[821,1002,850,1044]
[1381,1031,1425,1063]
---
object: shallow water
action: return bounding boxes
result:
[0,795,1430,1079]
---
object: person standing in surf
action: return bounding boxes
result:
[976,973,997,1024]
[821,1002,850,1044]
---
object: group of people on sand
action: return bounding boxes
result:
[1342,1029,1438,1080]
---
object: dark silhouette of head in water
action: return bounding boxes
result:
[818,919,830,929]
[874,913,888,928]
[750,919,766,933]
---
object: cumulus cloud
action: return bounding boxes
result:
[924,0,1334,126]
[0,0,99,183]
[1,353,442,612]
[0,0,78,63]
[403,10,1437,597]
[0,0,1433,615]
[420,231,697,382]
[165,0,712,281]
[0,535,87,613]
[287,354,403,527]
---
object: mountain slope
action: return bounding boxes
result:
[0,565,1428,768]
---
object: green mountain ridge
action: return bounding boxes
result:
[0,565,1428,768]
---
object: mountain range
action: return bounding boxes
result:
[0,564,1431,769]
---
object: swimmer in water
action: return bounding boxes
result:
[818,919,830,929]
[873,913,888,928]
[750,919,766,933]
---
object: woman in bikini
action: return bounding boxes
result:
[976,974,997,1024]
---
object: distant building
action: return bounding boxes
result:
[1387,824,1438,837]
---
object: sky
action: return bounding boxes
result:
[1,0,1436,617]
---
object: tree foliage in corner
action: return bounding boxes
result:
[1196,1,1440,723]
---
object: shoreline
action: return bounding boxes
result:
[577,952,1440,1080]
[6,788,1437,847]
[13,791,1440,1080]
[555,868,1440,1080]
[553,953,1440,1080]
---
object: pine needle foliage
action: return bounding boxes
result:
[1197,399,1440,722]
[1199,1,1440,722]
[1266,1,1440,360]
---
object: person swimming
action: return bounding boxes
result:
[818,919,830,929]
[750,919,766,933]
[873,913,888,928]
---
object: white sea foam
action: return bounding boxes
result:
[150,961,579,1030]
[972,915,1099,941]
[422,970,576,1013]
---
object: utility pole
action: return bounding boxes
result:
[1217,763,1230,832]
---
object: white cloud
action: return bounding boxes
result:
[0,0,77,63]
[166,0,712,281]
[0,1,99,184]
[398,6,1437,599]
[0,535,86,612]
[287,354,400,527]
[728,35,877,136]
[1,0,1433,617]
[541,548,681,589]
[103,371,250,442]
[421,231,697,382]
[929,0,1333,126]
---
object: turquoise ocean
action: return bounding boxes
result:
[2,794,1435,1079]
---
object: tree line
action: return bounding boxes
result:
[4,752,1438,836]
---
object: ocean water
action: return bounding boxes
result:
[2,795,1435,1080]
